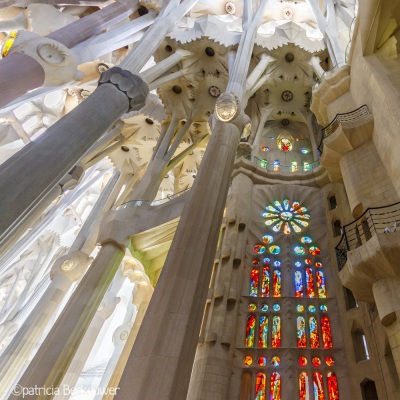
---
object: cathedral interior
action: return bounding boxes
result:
[0,0,400,399]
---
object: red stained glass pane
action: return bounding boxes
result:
[250,268,259,297]
[273,270,281,297]
[309,317,319,348]
[271,316,281,348]
[306,268,315,298]
[270,372,281,400]
[261,267,270,297]
[313,372,324,400]
[299,372,309,400]
[245,315,256,347]
[255,373,267,400]
[327,372,340,400]
[321,316,333,348]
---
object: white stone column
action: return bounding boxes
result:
[54,290,121,400]
[114,0,269,396]
[95,259,153,400]
[0,251,88,398]
[310,56,325,78]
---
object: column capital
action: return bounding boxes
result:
[98,67,149,113]
[50,250,90,282]
[6,30,82,86]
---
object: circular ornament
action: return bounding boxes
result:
[209,86,221,97]
[281,90,293,102]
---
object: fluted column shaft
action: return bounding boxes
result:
[0,78,145,251]
[115,120,241,400]
[10,243,125,399]
[0,271,83,398]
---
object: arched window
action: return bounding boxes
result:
[261,267,270,297]
[245,315,256,347]
[352,328,369,362]
[297,317,306,348]
[255,373,267,400]
[328,195,337,210]
[321,316,333,348]
[360,379,378,400]
[272,316,281,348]
[327,372,339,400]
[250,269,259,297]
[270,372,281,400]
[273,270,281,297]
[240,371,252,400]
[306,268,315,298]
[295,271,304,297]
[316,271,326,298]
[313,372,324,400]
[333,220,342,237]
[258,315,268,348]
[344,287,357,309]
[299,372,309,400]
[309,317,319,348]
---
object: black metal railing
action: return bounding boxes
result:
[335,201,400,270]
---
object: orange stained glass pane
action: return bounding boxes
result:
[270,372,281,400]
[255,373,267,400]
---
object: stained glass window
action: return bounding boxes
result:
[321,316,333,348]
[309,246,321,256]
[258,356,267,367]
[269,245,281,254]
[313,372,324,400]
[244,356,253,366]
[304,162,311,171]
[327,372,339,400]
[291,161,298,172]
[274,160,280,171]
[270,372,281,400]
[250,269,259,297]
[259,315,268,348]
[261,267,270,297]
[272,316,281,348]
[261,304,269,312]
[295,271,304,297]
[297,316,306,348]
[308,305,316,313]
[273,270,281,297]
[296,304,304,312]
[316,271,326,298]
[262,234,274,244]
[294,245,306,255]
[271,356,280,366]
[255,373,267,400]
[263,200,309,234]
[301,236,313,244]
[306,268,315,298]
[245,315,256,347]
[299,372,309,400]
[298,356,307,366]
[249,303,257,311]
[309,317,319,348]
[325,357,334,366]
[312,357,321,367]
[254,244,266,254]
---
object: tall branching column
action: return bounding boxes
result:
[187,173,253,399]
[114,1,269,398]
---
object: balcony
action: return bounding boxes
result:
[335,201,400,271]
[336,202,400,302]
